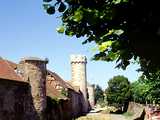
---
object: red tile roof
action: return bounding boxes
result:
[47,70,74,90]
[0,59,22,82]
[46,82,68,100]
[6,60,17,69]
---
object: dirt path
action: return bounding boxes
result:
[107,114,128,120]
[76,113,128,120]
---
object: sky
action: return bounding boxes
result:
[0,0,141,89]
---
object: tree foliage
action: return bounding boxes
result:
[131,79,150,104]
[94,85,104,104]
[43,0,160,79]
[105,75,131,109]
[132,76,160,104]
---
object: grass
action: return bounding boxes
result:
[123,112,134,117]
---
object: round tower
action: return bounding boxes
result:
[70,55,88,113]
[21,57,48,120]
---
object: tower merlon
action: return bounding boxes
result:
[70,55,87,63]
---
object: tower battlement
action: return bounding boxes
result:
[70,55,87,63]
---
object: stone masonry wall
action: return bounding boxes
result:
[87,85,95,109]
[0,79,39,120]
[0,56,89,120]
[127,102,145,120]
[68,89,83,118]
[22,58,48,120]
[45,89,84,120]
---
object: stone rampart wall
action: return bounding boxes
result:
[127,102,145,120]
[46,89,84,120]
[0,79,40,120]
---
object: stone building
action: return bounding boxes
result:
[87,84,95,109]
[0,55,95,120]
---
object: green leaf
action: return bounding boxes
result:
[47,6,55,15]
[107,51,119,61]
[43,0,52,2]
[65,30,74,36]
[43,4,51,10]
[114,29,124,35]
[98,41,113,52]
[72,10,83,22]
[113,0,122,4]
[57,0,61,2]
[58,2,66,12]
[56,26,65,33]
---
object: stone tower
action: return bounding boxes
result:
[87,84,95,109]
[21,57,48,120]
[70,55,88,113]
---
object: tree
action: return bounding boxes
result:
[131,79,150,104]
[94,85,104,105]
[105,75,131,111]
[131,75,160,104]
[43,0,160,79]
[139,76,160,104]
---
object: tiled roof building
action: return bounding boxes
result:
[0,58,21,81]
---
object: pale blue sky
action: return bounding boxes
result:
[0,0,141,89]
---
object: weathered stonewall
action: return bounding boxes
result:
[22,57,48,120]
